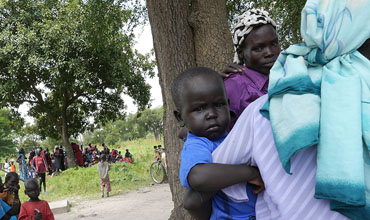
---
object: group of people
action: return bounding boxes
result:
[174,0,369,219]
[73,143,134,167]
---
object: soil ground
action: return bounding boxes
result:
[55,183,173,220]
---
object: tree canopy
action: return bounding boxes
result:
[0,109,23,157]
[0,0,154,164]
[83,107,163,145]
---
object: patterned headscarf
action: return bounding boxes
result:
[232,8,276,64]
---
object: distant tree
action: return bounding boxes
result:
[16,124,41,152]
[0,109,24,156]
[136,107,163,140]
[0,0,154,166]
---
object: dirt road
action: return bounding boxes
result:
[55,183,174,220]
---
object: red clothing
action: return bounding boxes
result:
[72,144,83,166]
[19,200,55,220]
[33,156,47,173]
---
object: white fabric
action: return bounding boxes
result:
[212,95,349,220]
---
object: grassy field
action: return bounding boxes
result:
[0,138,163,203]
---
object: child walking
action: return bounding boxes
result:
[18,179,54,220]
[97,154,111,198]
[171,67,264,219]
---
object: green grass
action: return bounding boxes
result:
[0,138,163,203]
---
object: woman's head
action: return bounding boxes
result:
[5,172,20,189]
[19,148,25,155]
[233,9,281,75]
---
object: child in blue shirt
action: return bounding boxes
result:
[171,67,264,220]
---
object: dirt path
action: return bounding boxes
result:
[55,183,173,220]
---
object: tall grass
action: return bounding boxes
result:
[1,138,163,203]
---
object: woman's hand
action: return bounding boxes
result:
[220,64,245,78]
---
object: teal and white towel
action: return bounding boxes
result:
[261,0,370,219]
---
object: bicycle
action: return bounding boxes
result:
[150,146,167,184]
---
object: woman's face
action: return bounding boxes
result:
[6,175,20,190]
[238,24,281,75]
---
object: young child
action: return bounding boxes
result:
[171,67,264,219]
[97,154,111,198]
[18,179,54,220]
[10,161,16,173]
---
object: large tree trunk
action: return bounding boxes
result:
[61,109,75,167]
[147,1,233,219]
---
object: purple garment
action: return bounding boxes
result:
[224,66,268,130]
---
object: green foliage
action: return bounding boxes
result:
[83,107,163,145]
[226,0,306,49]
[0,109,24,156]
[0,137,163,202]
[15,124,41,152]
[0,0,154,142]
[135,107,163,140]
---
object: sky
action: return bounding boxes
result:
[19,24,162,122]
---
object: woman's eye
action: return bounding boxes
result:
[254,47,262,52]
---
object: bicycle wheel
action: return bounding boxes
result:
[150,161,166,184]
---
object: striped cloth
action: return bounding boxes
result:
[212,95,349,220]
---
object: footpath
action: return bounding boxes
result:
[54,183,173,220]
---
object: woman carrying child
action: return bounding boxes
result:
[0,172,21,220]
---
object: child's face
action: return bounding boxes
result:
[175,75,230,140]
[25,181,40,200]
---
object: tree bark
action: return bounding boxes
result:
[147,1,232,219]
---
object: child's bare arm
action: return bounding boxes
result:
[183,188,214,220]
[188,163,263,192]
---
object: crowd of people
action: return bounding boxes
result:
[0,142,135,219]
[74,143,134,167]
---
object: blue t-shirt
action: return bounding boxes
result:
[180,132,257,219]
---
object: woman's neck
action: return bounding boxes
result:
[358,39,370,60]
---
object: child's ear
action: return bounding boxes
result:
[173,110,184,126]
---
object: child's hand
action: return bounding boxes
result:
[34,209,42,220]
[248,167,265,194]
[34,212,43,220]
